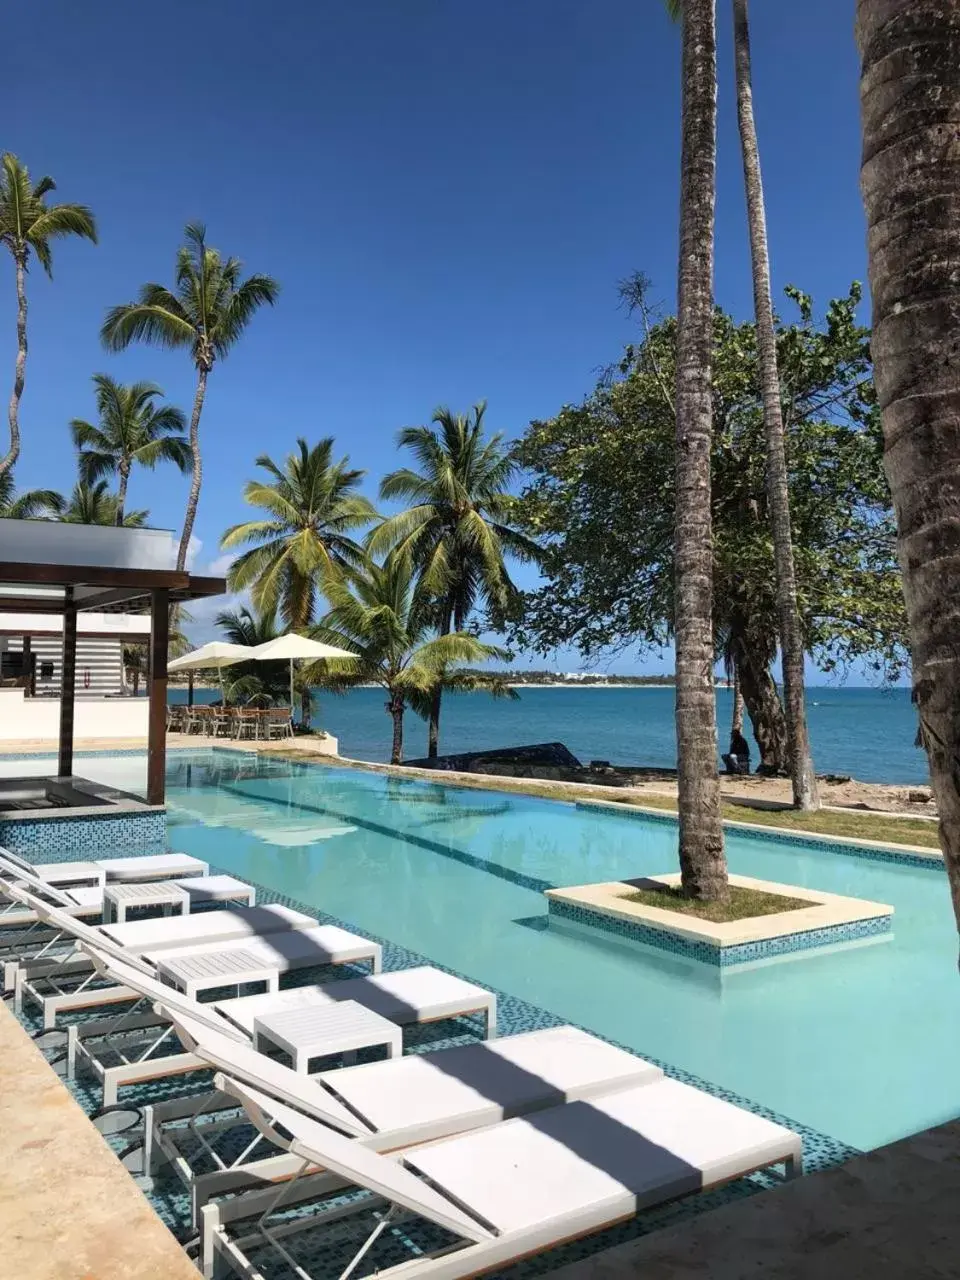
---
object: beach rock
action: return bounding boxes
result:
[405,741,583,772]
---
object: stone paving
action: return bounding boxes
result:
[0,1001,199,1280]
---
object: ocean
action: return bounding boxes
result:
[173,683,925,784]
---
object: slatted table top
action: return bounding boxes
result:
[253,999,402,1069]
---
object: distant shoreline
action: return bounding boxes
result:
[505,682,677,689]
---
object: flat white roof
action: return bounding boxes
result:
[0,519,175,572]
[0,611,151,638]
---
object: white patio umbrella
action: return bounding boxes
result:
[168,641,252,703]
[225,633,357,712]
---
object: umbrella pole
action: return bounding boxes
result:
[188,672,194,707]
[290,658,294,721]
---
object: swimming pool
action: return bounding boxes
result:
[55,748,960,1153]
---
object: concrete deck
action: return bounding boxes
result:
[552,1120,960,1280]
[0,1001,198,1280]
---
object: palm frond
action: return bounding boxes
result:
[101,301,194,352]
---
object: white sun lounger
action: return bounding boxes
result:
[215,966,495,1039]
[9,891,319,1027]
[201,1073,801,1280]
[148,1007,662,1229]
[0,846,209,890]
[64,952,485,1110]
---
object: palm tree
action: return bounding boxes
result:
[216,605,288,706]
[669,0,729,900]
[371,402,539,758]
[858,0,960,933]
[61,478,148,527]
[71,374,190,525]
[314,551,511,764]
[732,0,817,811]
[101,222,279,569]
[221,437,376,627]
[0,154,96,481]
[0,470,63,519]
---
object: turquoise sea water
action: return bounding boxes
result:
[171,683,926,784]
[135,749,957,1154]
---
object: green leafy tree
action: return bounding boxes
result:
[371,402,539,758]
[71,375,190,525]
[221,437,376,628]
[101,223,278,569]
[0,153,96,481]
[513,286,906,773]
[314,550,513,764]
[858,0,960,935]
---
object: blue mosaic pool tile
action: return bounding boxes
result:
[575,798,944,870]
[0,807,167,858]
[16,814,861,1280]
[547,898,893,967]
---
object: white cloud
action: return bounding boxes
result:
[205,551,237,577]
[184,535,202,571]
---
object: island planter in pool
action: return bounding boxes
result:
[544,873,894,968]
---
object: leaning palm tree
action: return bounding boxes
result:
[858,0,960,934]
[0,153,96,480]
[371,402,539,758]
[732,0,817,811]
[668,0,729,900]
[101,222,278,569]
[71,374,190,525]
[0,470,63,519]
[314,550,510,764]
[221,438,376,636]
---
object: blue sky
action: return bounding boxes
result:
[5,0,868,679]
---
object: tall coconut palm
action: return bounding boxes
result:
[101,222,278,569]
[371,402,540,758]
[858,0,960,933]
[0,153,96,481]
[314,551,511,764]
[222,438,377,726]
[221,438,376,630]
[670,0,728,900]
[71,374,190,525]
[732,0,817,811]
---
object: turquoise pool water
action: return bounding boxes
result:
[150,752,959,1151]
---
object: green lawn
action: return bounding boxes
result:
[621,883,810,923]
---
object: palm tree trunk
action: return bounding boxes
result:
[858,0,960,935]
[733,0,818,812]
[674,0,727,902]
[116,462,130,527]
[300,683,312,731]
[389,696,405,764]
[176,366,208,571]
[427,602,453,759]
[737,647,788,774]
[731,665,744,736]
[0,250,27,481]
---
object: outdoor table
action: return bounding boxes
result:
[252,999,402,1073]
[102,881,189,925]
[154,946,279,1000]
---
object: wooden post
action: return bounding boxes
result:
[58,590,77,778]
[22,634,33,697]
[147,589,169,806]
[187,671,195,707]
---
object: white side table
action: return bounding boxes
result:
[253,999,402,1073]
[102,881,189,925]
[154,946,280,999]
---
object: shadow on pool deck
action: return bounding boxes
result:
[548,1117,960,1279]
